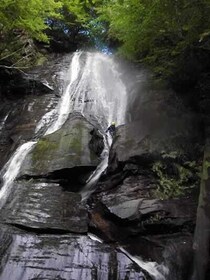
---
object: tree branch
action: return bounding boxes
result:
[0,65,29,75]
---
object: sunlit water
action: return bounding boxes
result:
[36,51,127,135]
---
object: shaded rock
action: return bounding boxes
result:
[107,198,161,221]
[0,180,88,233]
[91,172,198,239]
[0,67,53,99]
[0,227,12,260]
[109,118,200,174]
[89,128,104,157]
[0,94,58,169]
[123,233,193,280]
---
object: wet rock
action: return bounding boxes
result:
[108,119,200,174]
[0,226,145,280]
[92,173,198,236]
[0,226,12,259]
[108,199,143,220]
[0,180,88,233]
[123,233,193,280]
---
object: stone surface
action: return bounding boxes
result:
[20,113,101,179]
[0,94,58,169]
[0,226,146,280]
[0,180,88,233]
[92,172,198,235]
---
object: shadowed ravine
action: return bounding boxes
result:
[0,51,199,280]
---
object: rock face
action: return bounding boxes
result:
[0,66,59,170]
[87,90,202,280]
[0,226,145,280]
[0,55,205,280]
[1,180,88,233]
[19,113,103,192]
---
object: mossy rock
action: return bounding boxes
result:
[20,114,101,177]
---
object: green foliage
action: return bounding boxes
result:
[0,0,62,42]
[152,158,199,199]
[0,0,96,66]
[99,0,210,77]
[1,0,209,74]
[152,161,184,199]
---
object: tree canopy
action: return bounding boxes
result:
[0,0,94,66]
[98,0,210,77]
[1,0,210,78]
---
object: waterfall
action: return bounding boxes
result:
[0,51,170,280]
[36,51,127,136]
[35,51,128,200]
[46,51,82,135]
[0,51,128,208]
[81,132,112,201]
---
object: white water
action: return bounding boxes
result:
[81,132,112,201]
[36,51,127,136]
[119,247,169,280]
[46,51,82,135]
[67,52,127,127]
[35,51,128,199]
[0,142,36,208]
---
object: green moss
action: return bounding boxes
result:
[29,119,98,173]
[32,139,57,163]
[70,123,83,154]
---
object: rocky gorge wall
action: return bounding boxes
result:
[0,53,206,280]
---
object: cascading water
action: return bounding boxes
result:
[36,51,127,136]
[81,132,112,201]
[0,142,36,208]
[45,51,82,135]
[0,51,127,208]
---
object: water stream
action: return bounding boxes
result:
[35,51,128,199]
[0,141,36,208]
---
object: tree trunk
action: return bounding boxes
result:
[191,143,210,280]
